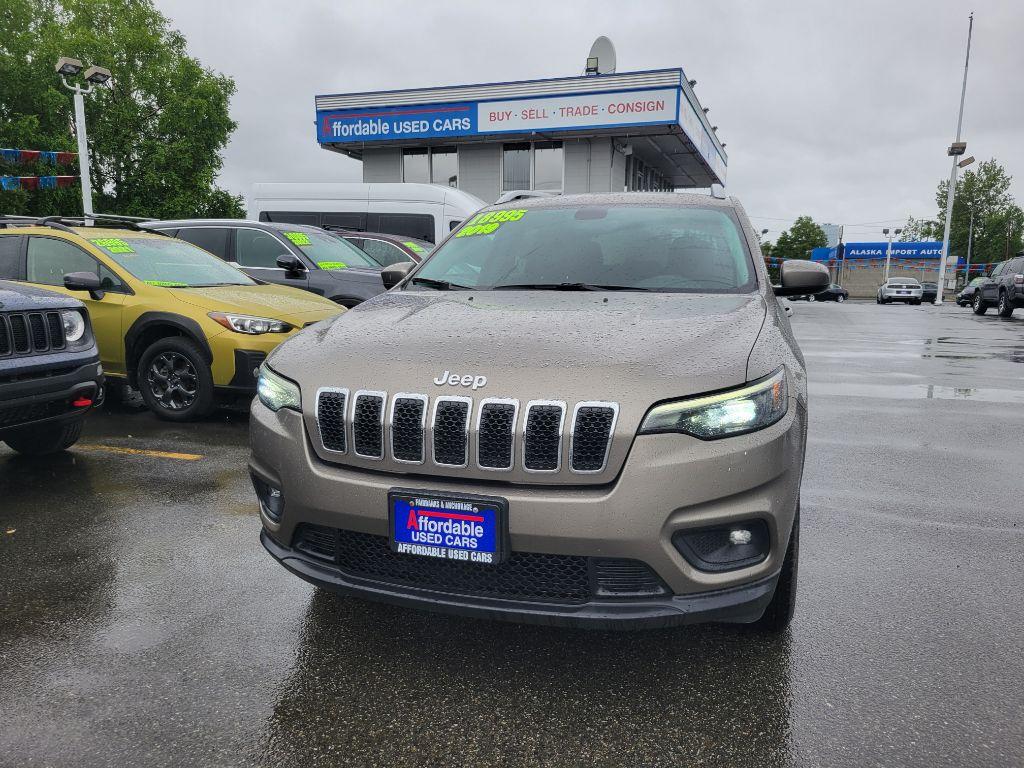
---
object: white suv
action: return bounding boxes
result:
[876,278,923,305]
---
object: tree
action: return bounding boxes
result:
[0,0,244,219]
[899,216,939,242]
[932,159,1024,263]
[773,216,827,260]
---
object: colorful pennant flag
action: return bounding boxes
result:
[0,148,78,165]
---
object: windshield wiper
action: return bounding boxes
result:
[410,277,471,290]
[492,282,648,291]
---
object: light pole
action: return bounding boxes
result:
[936,13,975,304]
[883,227,902,281]
[55,57,112,225]
[963,209,975,286]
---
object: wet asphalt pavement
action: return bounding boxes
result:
[1,301,1022,767]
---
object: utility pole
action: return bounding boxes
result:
[936,13,975,304]
[56,57,112,225]
[883,229,894,282]
[963,210,974,286]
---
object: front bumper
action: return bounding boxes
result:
[249,399,805,627]
[0,360,104,435]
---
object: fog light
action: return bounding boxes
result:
[251,474,284,522]
[673,520,770,573]
[729,528,753,546]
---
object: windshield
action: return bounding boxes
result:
[89,236,254,287]
[410,205,756,293]
[279,229,379,270]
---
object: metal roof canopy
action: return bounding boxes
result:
[314,69,727,188]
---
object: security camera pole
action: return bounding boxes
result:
[55,57,112,226]
[935,13,974,304]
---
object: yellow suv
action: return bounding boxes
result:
[0,218,345,421]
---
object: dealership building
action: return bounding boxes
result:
[314,68,727,203]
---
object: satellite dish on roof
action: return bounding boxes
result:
[586,36,617,75]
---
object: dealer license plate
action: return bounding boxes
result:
[389,489,507,565]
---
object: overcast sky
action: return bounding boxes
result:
[158,0,1022,242]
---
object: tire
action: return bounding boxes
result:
[748,506,799,633]
[837,295,845,303]
[973,292,988,315]
[137,336,215,421]
[997,291,1014,318]
[3,419,84,455]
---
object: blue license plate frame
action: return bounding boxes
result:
[388,488,509,565]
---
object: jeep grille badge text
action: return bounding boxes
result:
[433,370,487,390]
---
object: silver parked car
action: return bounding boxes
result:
[876,277,923,305]
[249,193,829,631]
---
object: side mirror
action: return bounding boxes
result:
[276,254,306,274]
[381,261,415,290]
[64,271,104,300]
[774,260,829,296]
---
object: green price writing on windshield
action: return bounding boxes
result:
[284,232,312,246]
[317,261,347,270]
[90,237,135,254]
[144,280,188,287]
[403,241,426,254]
[456,209,527,238]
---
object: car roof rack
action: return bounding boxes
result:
[0,213,170,235]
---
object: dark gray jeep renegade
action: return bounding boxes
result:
[0,279,103,454]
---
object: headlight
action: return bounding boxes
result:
[639,368,788,440]
[257,365,301,412]
[60,309,86,343]
[209,312,292,335]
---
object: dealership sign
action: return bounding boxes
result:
[812,242,944,261]
[317,87,680,144]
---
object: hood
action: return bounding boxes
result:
[271,290,767,405]
[169,283,343,324]
[271,289,768,485]
[0,280,84,312]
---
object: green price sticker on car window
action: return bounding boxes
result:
[317,261,347,270]
[144,280,188,287]
[456,209,527,238]
[284,231,312,246]
[90,237,135,254]
[403,241,426,254]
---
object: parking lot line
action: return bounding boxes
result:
[76,444,204,461]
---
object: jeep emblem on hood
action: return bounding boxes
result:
[433,370,487,390]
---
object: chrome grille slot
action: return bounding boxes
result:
[570,402,618,473]
[316,388,348,453]
[352,390,386,459]
[432,396,471,467]
[390,394,427,464]
[523,401,565,472]
[477,399,518,470]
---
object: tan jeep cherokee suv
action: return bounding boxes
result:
[248,193,827,630]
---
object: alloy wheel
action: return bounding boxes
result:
[146,351,199,411]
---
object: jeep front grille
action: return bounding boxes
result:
[0,311,66,357]
[314,390,617,476]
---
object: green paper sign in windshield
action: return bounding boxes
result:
[284,231,312,246]
[455,209,527,238]
[90,237,135,254]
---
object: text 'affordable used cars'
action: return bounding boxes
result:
[249,193,828,631]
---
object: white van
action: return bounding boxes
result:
[248,183,485,244]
